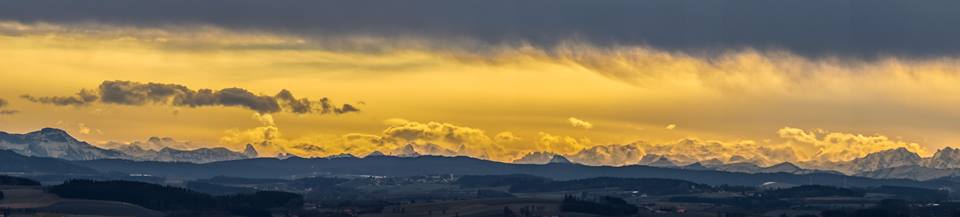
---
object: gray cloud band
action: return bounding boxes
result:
[22,80,359,114]
[2,0,960,58]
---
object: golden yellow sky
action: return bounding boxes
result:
[1,21,959,163]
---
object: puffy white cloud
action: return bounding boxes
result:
[777,127,929,162]
[568,127,928,166]
[381,119,492,146]
[76,123,99,135]
[219,125,281,153]
[219,114,283,155]
[252,113,276,126]
[567,117,593,130]
[535,132,590,155]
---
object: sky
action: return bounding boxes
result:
[1,0,959,165]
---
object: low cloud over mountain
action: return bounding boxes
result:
[223,115,932,168]
[6,127,960,180]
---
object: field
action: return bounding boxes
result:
[0,185,163,217]
[363,198,577,217]
[36,199,164,217]
[0,186,58,209]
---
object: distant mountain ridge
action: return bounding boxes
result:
[109,144,258,163]
[65,153,960,192]
[5,128,960,180]
[0,128,126,160]
[0,149,98,174]
[513,151,563,164]
[0,128,256,163]
[578,148,960,181]
[2,146,960,192]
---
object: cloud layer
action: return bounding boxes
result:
[2,0,960,57]
[22,80,359,115]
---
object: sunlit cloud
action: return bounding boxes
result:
[212,114,931,166]
[567,117,594,130]
[777,127,930,163]
[76,123,101,135]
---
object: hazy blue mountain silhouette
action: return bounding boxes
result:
[0,150,98,174]
[69,155,960,191]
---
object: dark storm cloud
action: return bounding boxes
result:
[97,81,284,113]
[275,90,311,114]
[24,80,359,114]
[1,0,959,57]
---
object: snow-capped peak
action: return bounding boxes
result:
[925,147,960,169]
[548,155,573,164]
[849,147,922,173]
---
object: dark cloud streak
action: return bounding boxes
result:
[23,80,359,115]
[1,0,959,58]
[0,98,18,115]
[20,90,99,106]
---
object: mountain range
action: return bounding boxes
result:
[5,149,960,193]
[4,128,960,180]
[110,143,258,163]
[506,146,960,181]
[0,128,127,160]
[0,128,257,163]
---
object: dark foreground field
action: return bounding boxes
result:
[5,173,960,217]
